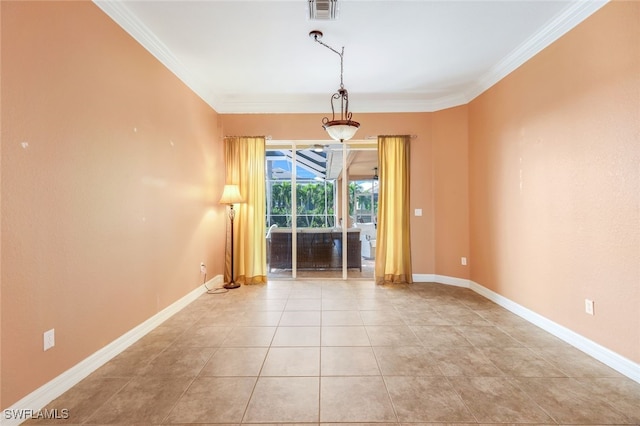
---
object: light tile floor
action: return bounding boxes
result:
[28,280,640,425]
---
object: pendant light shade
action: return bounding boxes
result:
[324,120,360,142]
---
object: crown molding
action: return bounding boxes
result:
[92,0,220,112]
[94,0,608,114]
[214,92,469,114]
[465,0,609,102]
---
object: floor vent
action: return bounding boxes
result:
[308,0,339,20]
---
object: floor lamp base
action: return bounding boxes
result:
[223,281,241,289]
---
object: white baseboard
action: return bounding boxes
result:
[468,280,640,384]
[413,274,470,288]
[5,272,638,424]
[412,273,640,385]
[2,275,221,426]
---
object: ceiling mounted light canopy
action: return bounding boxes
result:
[310,30,360,142]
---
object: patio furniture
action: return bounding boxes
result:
[268,228,361,271]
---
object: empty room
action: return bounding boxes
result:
[1,0,639,424]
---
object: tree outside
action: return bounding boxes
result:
[267,180,377,228]
[267,180,335,228]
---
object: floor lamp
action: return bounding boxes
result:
[220,184,245,289]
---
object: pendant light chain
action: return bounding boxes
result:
[339,46,344,89]
[309,30,360,142]
[311,33,345,89]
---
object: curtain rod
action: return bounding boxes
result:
[365,135,417,140]
[224,135,272,140]
[224,135,417,141]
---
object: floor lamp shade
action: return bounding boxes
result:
[219,184,244,205]
[220,184,244,289]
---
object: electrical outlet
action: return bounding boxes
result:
[44,329,55,351]
[200,263,206,275]
[585,299,594,315]
[461,257,467,266]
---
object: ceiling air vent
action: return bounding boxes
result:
[308,0,338,20]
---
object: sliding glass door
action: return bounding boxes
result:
[345,141,378,279]
[266,140,377,280]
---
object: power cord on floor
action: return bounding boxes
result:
[202,273,229,294]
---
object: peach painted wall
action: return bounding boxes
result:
[0,0,3,410]
[433,106,470,279]
[468,1,639,363]
[1,1,225,408]
[221,111,469,277]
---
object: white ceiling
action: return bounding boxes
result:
[94,0,607,114]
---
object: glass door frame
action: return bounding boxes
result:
[266,139,376,280]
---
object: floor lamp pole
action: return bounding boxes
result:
[224,204,240,289]
[219,184,243,289]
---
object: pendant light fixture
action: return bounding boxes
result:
[310,30,360,142]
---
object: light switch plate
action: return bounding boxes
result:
[585,299,594,315]
[415,209,423,217]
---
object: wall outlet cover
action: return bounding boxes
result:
[44,329,55,351]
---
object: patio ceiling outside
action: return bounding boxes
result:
[266,144,377,181]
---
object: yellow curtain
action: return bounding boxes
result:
[225,136,267,284]
[375,135,413,285]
